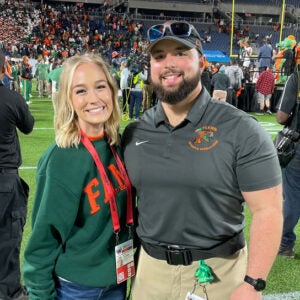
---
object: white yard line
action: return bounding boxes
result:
[20,166,37,170]
[263,291,300,299]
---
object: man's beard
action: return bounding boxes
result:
[151,72,201,105]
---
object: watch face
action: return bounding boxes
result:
[255,279,266,291]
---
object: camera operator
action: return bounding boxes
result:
[276,71,300,258]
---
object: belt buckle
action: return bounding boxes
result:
[165,246,192,266]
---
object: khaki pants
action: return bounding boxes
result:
[131,246,247,300]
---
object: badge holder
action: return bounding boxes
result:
[115,226,135,284]
[185,260,214,300]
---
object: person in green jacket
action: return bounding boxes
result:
[23,54,134,300]
[47,59,63,103]
[20,55,33,104]
[34,58,49,98]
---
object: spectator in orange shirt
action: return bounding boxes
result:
[42,47,50,57]
[61,49,68,59]
[2,55,13,89]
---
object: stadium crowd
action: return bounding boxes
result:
[0,0,299,114]
[0,0,148,63]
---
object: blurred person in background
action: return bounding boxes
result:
[225,59,243,107]
[255,66,275,115]
[276,71,300,259]
[211,64,230,102]
[0,50,35,300]
[2,55,13,89]
[120,60,130,113]
[20,56,33,104]
[11,60,21,94]
[258,39,272,73]
[47,59,64,105]
[35,58,50,98]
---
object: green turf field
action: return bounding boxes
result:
[18,90,300,297]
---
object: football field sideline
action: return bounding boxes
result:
[263,291,300,299]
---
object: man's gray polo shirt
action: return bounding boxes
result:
[122,88,281,249]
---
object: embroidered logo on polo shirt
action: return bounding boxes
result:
[188,126,218,151]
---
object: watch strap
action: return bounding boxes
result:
[244,275,266,291]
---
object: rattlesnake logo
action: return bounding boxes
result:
[188,126,218,151]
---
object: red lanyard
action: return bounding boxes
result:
[80,130,133,232]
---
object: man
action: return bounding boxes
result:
[225,59,243,107]
[255,66,275,115]
[276,71,300,259]
[110,51,121,88]
[211,64,230,102]
[122,21,283,300]
[10,60,21,94]
[258,39,272,73]
[47,59,63,106]
[0,50,35,299]
[34,58,49,98]
[120,60,131,113]
[128,67,147,120]
[242,44,253,69]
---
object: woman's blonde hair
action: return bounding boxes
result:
[54,54,121,148]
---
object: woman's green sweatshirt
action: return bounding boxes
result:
[23,137,129,299]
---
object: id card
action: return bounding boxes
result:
[115,239,135,284]
[185,292,206,300]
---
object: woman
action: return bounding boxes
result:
[20,55,32,104]
[23,54,134,300]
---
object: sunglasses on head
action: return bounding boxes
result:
[147,21,200,43]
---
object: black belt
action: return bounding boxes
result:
[141,231,245,266]
[0,167,18,174]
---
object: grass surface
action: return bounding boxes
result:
[19,87,300,296]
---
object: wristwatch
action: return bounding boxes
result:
[244,275,266,291]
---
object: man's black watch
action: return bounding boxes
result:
[244,275,266,291]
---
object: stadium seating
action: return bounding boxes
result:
[0,0,299,64]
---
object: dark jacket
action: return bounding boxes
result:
[0,82,34,167]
